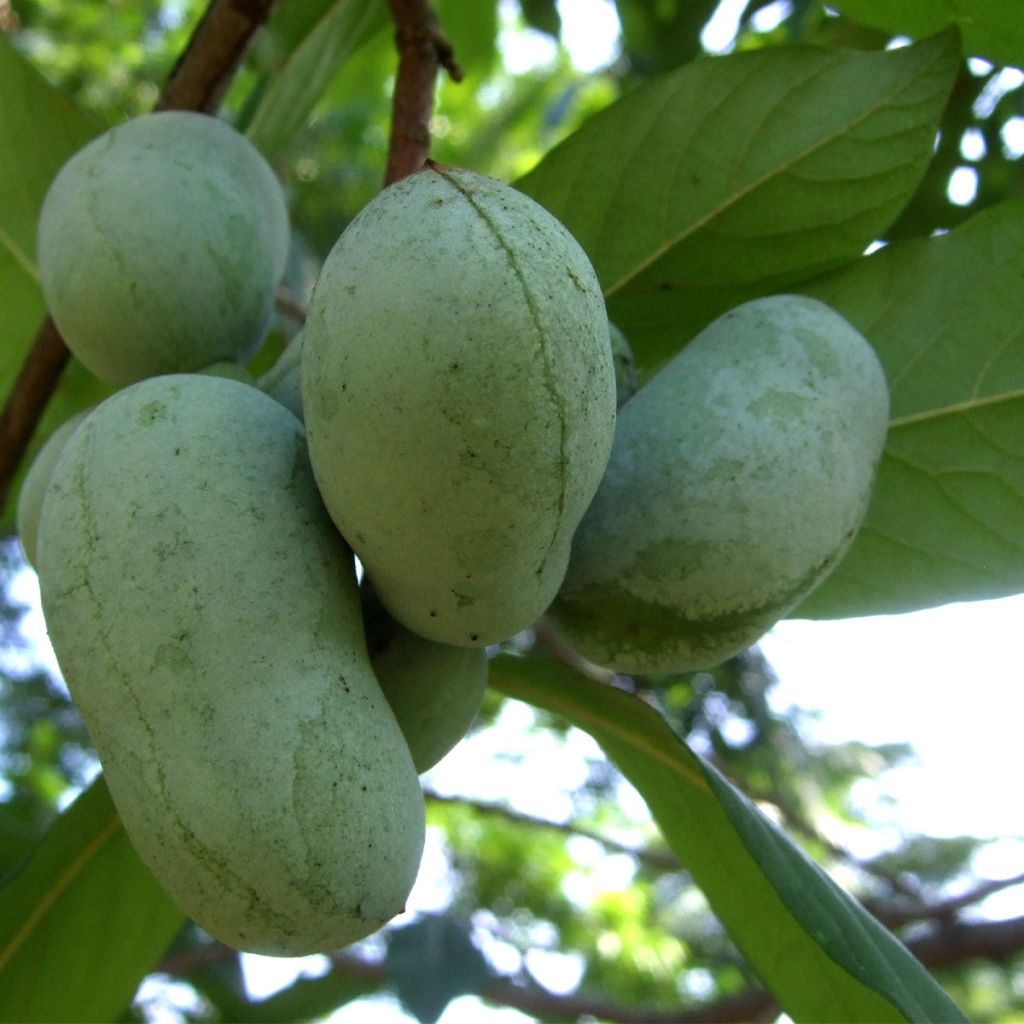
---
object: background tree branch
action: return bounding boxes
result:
[0,0,278,516]
[159,911,1024,1024]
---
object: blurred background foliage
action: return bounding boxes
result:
[2,1,1024,1021]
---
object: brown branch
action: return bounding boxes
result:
[384,0,463,186]
[0,0,277,517]
[156,0,278,113]
[910,913,1024,971]
[158,911,1024,1024]
[875,871,1024,930]
[275,286,309,324]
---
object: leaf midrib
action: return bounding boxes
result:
[0,810,121,973]
[602,39,952,298]
[888,386,1024,429]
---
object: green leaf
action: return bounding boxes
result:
[0,36,113,534]
[387,916,491,1024]
[516,31,959,376]
[244,0,389,158]
[518,0,561,39]
[0,776,184,1023]
[795,196,1024,618]
[826,1,1024,69]
[0,35,100,283]
[491,655,967,1024]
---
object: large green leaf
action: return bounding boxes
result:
[516,31,959,375]
[826,1,1024,70]
[0,37,112,532]
[244,0,388,158]
[491,655,967,1024]
[0,776,183,1023]
[795,196,1024,618]
[0,33,98,364]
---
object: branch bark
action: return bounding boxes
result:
[159,911,1024,1024]
[156,0,277,113]
[0,0,278,516]
[384,0,462,186]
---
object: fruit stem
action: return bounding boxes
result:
[384,0,463,187]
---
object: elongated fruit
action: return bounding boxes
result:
[37,375,424,954]
[302,166,616,646]
[547,295,890,674]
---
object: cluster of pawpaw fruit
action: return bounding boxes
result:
[22,111,889,955]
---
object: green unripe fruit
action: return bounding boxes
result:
[302,166,617,647]
[259,332,304,421]
[38,112,289,386]
[37,375,424,955]
[16,409,91,568]
[548,295,890,675]
[609,323,639,408]
[363,587,488,773]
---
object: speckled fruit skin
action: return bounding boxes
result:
[16,409,91,568]
[37,112,289,387]
[259,331,304,421]
[363,589,487,773]
[301,166,616,647]
[36,375,425,955]
[547,295,890,675]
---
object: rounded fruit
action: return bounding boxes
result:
[16,409,91,568]
[259,331,304,421]
[363,586,488,773]
[547,295,890,675]
[302,165,617,647]
[37,111,289,387]
[37,375,424,955]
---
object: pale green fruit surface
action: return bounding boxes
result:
[364,591,488,773]
[37,375,424,955]
[38,112,289,387]
[548,295,890,675]
[259,331,304,421]
[302,166,616,647]
[16,409,91,569]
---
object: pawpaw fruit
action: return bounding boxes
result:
[363,586,487,772]
[38,112,289,386]
[16,409,91,568]
[547,295,890,674]
[37,375,424,954]
[302,166,616,646]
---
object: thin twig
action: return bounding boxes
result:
[423,787,681,871]
[874,870,1024,930]
[275,286,309,324]
[156,0,278,113]
[384,0,463,186]
[0,0,278,517]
